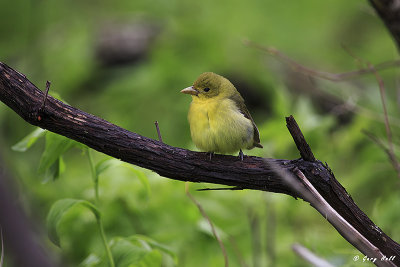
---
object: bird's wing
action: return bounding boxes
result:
[229,94,263,148]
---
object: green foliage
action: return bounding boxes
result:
[38,133,74,172]
[110,237,163,267]
[129,235,178,263]
[11,128,46,152]
[47,198,101,247]
[80,254,102,267]
[38,132,77,180]
[95,158,151,198]
[11,127,174,266]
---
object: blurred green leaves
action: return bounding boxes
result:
[94,158,151,198]
[12,127,167,266]
[47,198,101,247]
[11,127,46,152]
[38,132,75,176]
[12,128,79,181]
[110,235,178,267]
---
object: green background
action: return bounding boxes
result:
[0,0,399,266]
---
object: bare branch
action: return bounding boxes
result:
[343,43,400,177]
[285,115,315,161]
[244,40,400,81]
[367,63,400,178]
[247,40,400,178]
[363,130,400,177]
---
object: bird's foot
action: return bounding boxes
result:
[238,149,244,161]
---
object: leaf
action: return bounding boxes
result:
[110,238,162,267]
[42,156,66,183]
[79,253,101,267]
[46,199,100,247]
[132,250,162,267]
[95,158,121,177]
[125,166,151,197]
[12,128,46,152]
[38,132,75,174]
[95,159,151,197]
[128,235,177,264]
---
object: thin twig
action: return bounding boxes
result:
[41,81,51,110]
[154,121,163,143]
[344,100,400,128]
[38,81,51,121]
[341,43,366,69]
[367,63,400,179]
[244,40,400,81]
[292,243,334,267]
[229,236,249,267]
[342,48,392,147]
[362,130,400,175]
[249,41,400,177]
[249,41,400,129]
[185,183,229,267]
[339,47,400,178]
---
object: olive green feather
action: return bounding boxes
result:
[181,72,263,154]
[228,93,263,148]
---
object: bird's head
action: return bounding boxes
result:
[181,72,232,100]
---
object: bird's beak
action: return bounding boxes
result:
[180,86,199,96]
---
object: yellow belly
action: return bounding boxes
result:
[188,98,254,154]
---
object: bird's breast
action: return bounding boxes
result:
[187,98,254,153]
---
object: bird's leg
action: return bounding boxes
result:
[207,152,215,161]
[238,149,244,161]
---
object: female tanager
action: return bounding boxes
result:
[181,72,263,159]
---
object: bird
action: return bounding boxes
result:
[181,72,263,160]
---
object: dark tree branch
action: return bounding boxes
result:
[369,0,400,52]
[286,115,316,162]
[1,62,400,265]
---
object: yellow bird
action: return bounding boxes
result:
[181,72,263,159]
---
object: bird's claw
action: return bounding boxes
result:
[238,149,244,161]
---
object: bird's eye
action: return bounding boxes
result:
[204,87,210,92]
